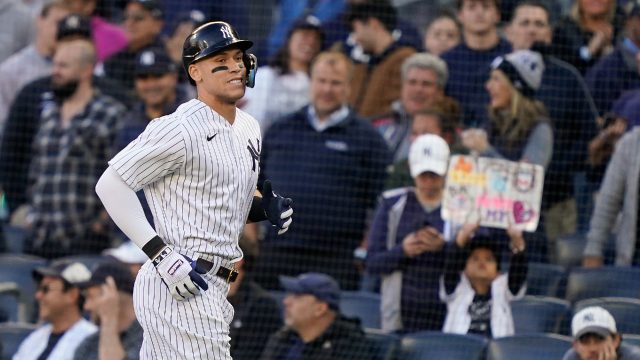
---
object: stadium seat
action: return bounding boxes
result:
[565,267,640,303]
[364,328,399,360]
[574,297,640,335]
[555,233,585,268]
[623,334,640,348]
[0,322,38,359]
[512,296,570,334]
[555,233,617,268]
[486,334,572,360]
[0,254,47,323]
[399,331,488,360]
[526,262,566,297]
[340,291,381,329]
[1,225,27,254]
[0,282,22,322]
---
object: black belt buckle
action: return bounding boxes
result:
[216,266,238,283]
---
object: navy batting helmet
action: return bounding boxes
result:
[182,21,258,87]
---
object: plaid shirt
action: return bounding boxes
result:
[29,90,125,250]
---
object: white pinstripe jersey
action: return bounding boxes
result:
[109,99,261,262]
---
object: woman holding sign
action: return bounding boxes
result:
[460,49,553,263]
[461,50,553,169]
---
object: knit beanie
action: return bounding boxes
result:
[491,50,544,98]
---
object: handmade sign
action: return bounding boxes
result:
[442,155,544,231]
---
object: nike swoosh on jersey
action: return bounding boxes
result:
[206,134,217,141]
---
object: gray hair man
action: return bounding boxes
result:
[373,52,460,162]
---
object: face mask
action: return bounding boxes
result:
[51,79,80,100]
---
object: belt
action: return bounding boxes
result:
[195,258,238,283]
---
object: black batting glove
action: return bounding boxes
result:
[262,180,293,235]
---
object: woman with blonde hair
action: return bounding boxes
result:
[462,50,552,263]
[462,50,553,169]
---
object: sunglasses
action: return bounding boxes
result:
[37,283,65,294]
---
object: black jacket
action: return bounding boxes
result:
[229,279,282,360]
[551,14,623,75]
[259,315,373,360]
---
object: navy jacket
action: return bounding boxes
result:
[441,39,511,127]
[551,14,624,75]
[586,46,640,115]
[259,316,374,360]
[366,188,446,332]
[538,55,598,206]
[229,279,282,360]
[259,106,391,253]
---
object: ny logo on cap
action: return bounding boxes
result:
[423,147,432,157]
[583,314,594,323]
[140,51,155,65]
[220,25,233,39]
[66,16,80,28]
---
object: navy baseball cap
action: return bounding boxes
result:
[57,14,92,41]
[279,272,340,310]
[288,15,324,41]
[33,261,92,286]
[128,0,163,19]
[172,9,207,32]
[291,15,322,31]
[78,261,135,294]
[135,48,177,76]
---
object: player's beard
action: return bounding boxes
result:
[52,79,80,101]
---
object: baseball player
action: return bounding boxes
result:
[95,21,293,359]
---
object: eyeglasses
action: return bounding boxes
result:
[37,284,65,294]
[123,12,148,22]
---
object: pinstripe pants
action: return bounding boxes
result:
[134,261,234,360]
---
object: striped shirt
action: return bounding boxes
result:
[109,99,261,262]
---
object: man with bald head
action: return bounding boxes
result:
[24,39,125,259]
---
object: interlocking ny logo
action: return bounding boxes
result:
[247,138,260,172]
[220,25,233,39]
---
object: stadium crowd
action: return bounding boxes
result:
[1,0,640,359]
